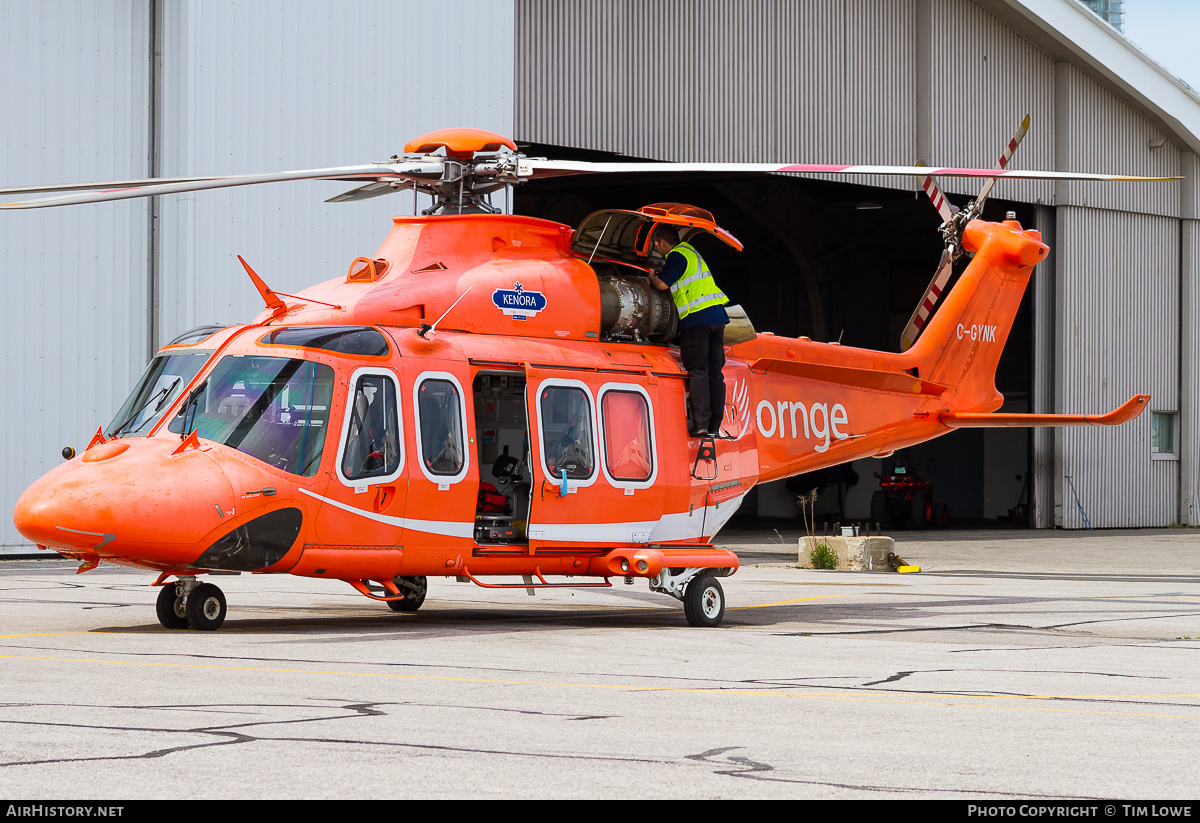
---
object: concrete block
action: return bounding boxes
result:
[798,535,896,571]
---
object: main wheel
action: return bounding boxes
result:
[909,489,929,530]
[684,574,725,628]
[156,584,189,630]
[387,576,427,613]
[186,583,227,631]
[870,491,892,530]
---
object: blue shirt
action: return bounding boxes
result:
[658,249,729,331]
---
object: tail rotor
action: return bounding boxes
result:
[900,115,1031,352]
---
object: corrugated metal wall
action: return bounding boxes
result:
[154,0,515,348]
[1055,207,1179,528]
[1,0,153,549]
[1,0,515,551]
[1056,63,1181,218]
[516,0,917,188]
[1182,216,1200,525]
[928,0,1056,206]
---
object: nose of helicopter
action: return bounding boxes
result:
[14,438,238,565]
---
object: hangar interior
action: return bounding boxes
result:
[517,157,1037,527]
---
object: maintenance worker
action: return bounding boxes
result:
[648,225,729,437]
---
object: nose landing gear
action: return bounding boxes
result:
[155,578,228,631]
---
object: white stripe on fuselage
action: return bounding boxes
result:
[299,489,746,544]
[298,488,474,539]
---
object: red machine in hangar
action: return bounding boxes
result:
[6,126,1163,630]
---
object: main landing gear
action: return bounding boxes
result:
[649,567,728,627]
[156,578,228,631]
[385,576,427,613]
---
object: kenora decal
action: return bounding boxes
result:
[492,281,547,320]
[755,399,850,453]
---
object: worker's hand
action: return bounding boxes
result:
[648,273,667,291]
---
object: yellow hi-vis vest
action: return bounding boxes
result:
[667,242,728,319]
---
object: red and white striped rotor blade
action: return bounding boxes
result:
[919,170,957,223]
[974,114,1031,207]
[519,157,1178,182]
[901,250,954,351]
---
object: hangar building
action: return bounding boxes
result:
[2,0,1197,553]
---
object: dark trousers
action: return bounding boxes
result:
[680,323,727,433]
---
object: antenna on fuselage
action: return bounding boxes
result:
[418,285,476,338]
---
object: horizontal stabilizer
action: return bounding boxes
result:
[749,358,949,396]
[939,394,1150,428]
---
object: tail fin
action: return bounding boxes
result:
[905,218,1048,410]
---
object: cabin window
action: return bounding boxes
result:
[417,378,465,476]
[539,385,596,480]
[601,390,654,482]
[168,355,334,476]
[341,373,401,481]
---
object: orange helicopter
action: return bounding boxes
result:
[7,125,1166,630]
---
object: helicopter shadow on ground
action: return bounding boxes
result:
[91,604,700,640]
[82,590,1053,639]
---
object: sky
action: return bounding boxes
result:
[1120,0,1200,90]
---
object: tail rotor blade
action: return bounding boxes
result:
[973,114,1030,210]
[901,249,954,351]
[919,169,958,224]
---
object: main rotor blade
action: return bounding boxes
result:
[520,158,1179,183]
[973,113,1031,209]
[326,180,426,203]
[0,161,444,210]
[901,249,954,352]
[0,177,223,197]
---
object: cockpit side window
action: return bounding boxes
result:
[108,351,212,439]
[417,378,465,477]
[341,372,401,482]
[168,355,334,476]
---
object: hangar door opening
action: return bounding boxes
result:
[515,147,1037,531]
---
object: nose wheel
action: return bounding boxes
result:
[186,583,227,630]
[155,579,227,631]
[155,584,189,630]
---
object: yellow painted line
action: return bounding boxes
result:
[1,652,1199,720]
[732,593,888,610]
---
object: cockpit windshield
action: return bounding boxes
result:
[167,355,335,476]
[108,351,213,439]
